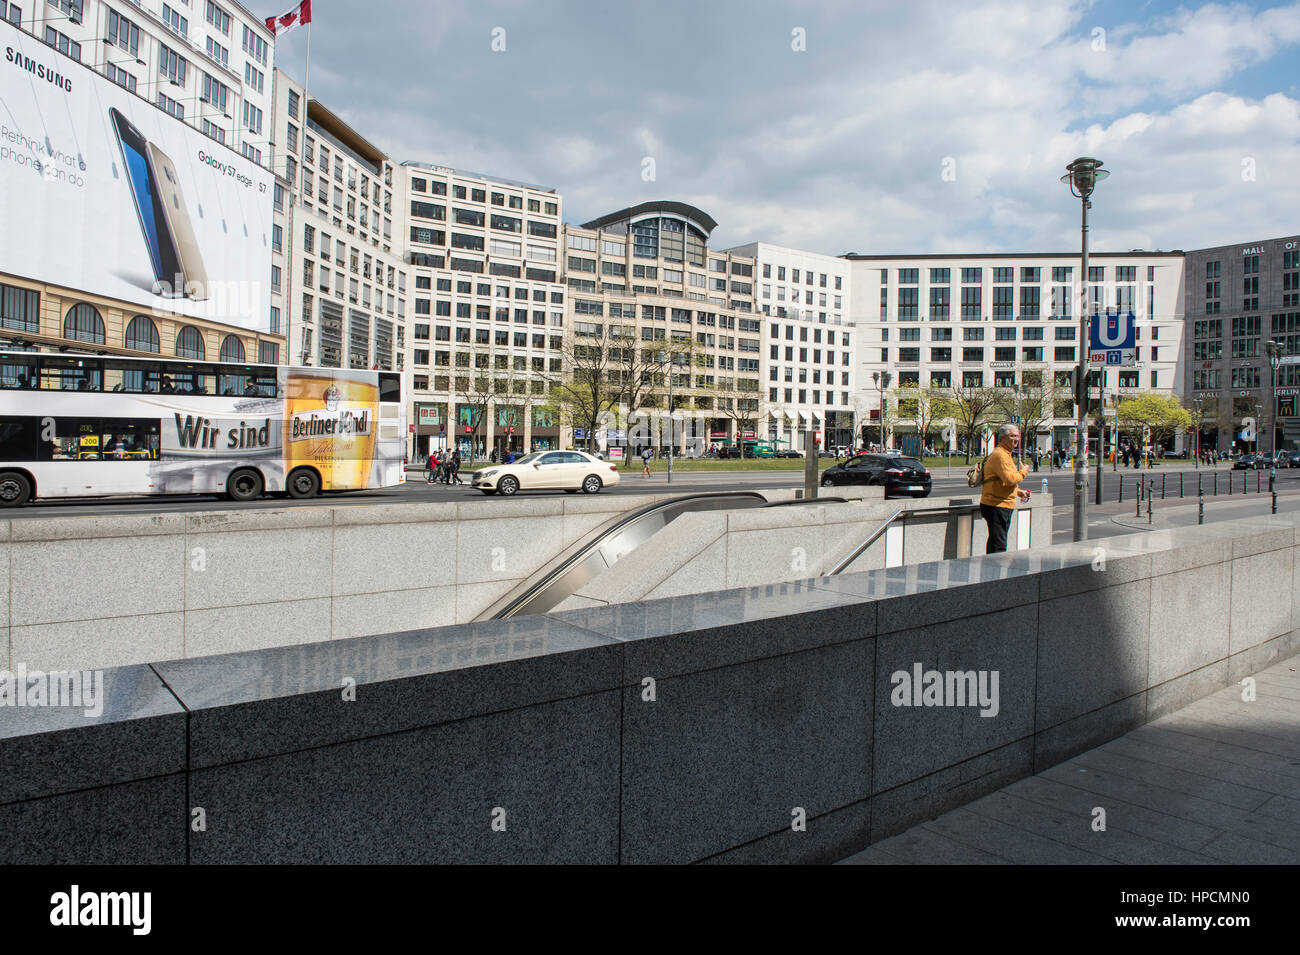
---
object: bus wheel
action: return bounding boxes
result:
[0,471,31,507]
[286,468,320,499]
[227,469,263,502]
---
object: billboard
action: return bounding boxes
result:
[0,20,274,331]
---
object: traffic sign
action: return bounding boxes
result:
[1089,310,1136,367]
[1009,415,1020,424]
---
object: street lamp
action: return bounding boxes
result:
[872,370,892,450]
[1266,340,1284,458]
[1061,157,1110,542]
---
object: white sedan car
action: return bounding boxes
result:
[471,450,621,496]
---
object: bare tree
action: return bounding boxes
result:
[950,384,1000,462]
[991,373,1056,455]
[543,332,620,452]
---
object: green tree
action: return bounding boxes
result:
[1116,392,1193,448]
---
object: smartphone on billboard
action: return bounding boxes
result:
[109,107,209,300]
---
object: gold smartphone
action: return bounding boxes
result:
[146,142,210,300]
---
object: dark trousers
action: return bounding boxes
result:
[981,504,1013,554]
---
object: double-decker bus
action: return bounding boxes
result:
[0,351,405,507]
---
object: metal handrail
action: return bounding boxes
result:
[827,502,981,575]
[480,491,769,620]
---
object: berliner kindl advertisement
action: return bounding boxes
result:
[0,19,274,332]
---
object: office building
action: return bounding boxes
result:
[845,252,1186,453]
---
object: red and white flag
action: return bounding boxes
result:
[265,0,311,36]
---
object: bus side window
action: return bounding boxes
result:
[0,418,40,461]
[101,419,161,460]
[38,418,101,461]
[0,361,37,389]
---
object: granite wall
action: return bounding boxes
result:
[3,512,1294,864]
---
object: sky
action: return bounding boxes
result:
[259,0,1300,257]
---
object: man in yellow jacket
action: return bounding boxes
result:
[980,424,1032,553]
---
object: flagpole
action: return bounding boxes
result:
[303,19,311,112]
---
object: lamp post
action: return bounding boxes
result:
[873,370,892,450]
[1266,340,1283,458]
[1061,157,1110,542]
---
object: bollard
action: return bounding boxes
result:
[1136,479,1142,517]
[1273,490,1278,515]
[1256,470,1261,494]
[1161,473,1166,499]
[1180,472,1184,498]
[1269,468,1276,493]
[1118,475,1123,504]
[1199,486,1205,524]
[1229,470,1233,495]
[1214,472,1218,495]
[1147,480,1153,524]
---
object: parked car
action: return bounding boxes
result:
[1232,454,1264,470]
[1286,450,1300,468]
[471,450,620,496]
[775,449,803,458]
[717,446,742,459]
[1256,451,1289,469]
[820,454,932,498]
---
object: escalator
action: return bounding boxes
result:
[476,491,842,620]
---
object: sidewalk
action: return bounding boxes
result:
[840,655,1300,864]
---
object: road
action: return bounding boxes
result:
[9,461,1298,546]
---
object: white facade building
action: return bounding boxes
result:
[846,252,1186,453]
[18,0,276,167]
[725,242,853,452]
[401,162,566,459]
[268,71,406,373]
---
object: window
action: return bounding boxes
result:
[106,10,139,55]
[961,286,982,319]
[62,303,104,344]
[242,102,262,135]
[1054,346,1075,362]
[105,63,136,92]
[205,36,229,68]
[244,62,264,95]
[1019,286,1040,318]
[157,46,189,86]
[962,347,984,362]
[43,27,81,60]
[993,267,1013,284]
[201,73,228,112]
[205,1,231,35]
[162,3,187,37]
[243,25,269,66]
[176,326,206,359]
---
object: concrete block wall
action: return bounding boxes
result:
[2,510,1295,864]
[0,492,769,672]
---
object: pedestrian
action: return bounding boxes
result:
[489,448,498,464]
[979,423,1032,554]
[641,445,653,478]
[450,449,463,485]
[425,449,437,485]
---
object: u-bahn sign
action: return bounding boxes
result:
[1089,310,1136,367]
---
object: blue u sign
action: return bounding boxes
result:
[1090,310,1135,351]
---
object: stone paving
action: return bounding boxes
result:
[840,655,1300,864]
